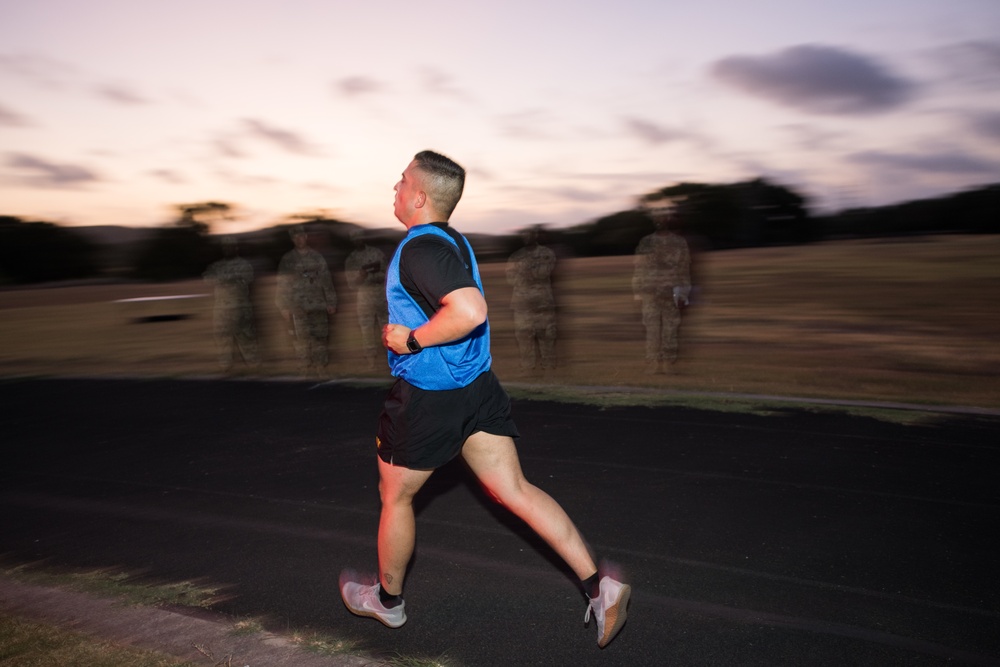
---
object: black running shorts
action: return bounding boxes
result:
[376,370,520,470]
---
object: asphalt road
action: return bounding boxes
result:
[2,377,999,666]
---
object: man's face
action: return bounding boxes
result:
[393,160,423,225]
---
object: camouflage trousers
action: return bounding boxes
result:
[356,287,388,365]
[640,297,682,363]
[213,305,259,368]
[513,307,557,370]
[291,310,330,369]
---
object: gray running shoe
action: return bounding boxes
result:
[585,576,630,648]
[340,577,407,628]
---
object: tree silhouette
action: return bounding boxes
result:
[175,201,233,235]
[639,178,812,249]
[0,216,100,284]
[129,202,232,281]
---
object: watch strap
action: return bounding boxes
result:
[406,330,422,353]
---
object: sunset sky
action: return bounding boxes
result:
[2,0,999,235]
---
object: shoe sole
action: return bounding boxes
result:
[346,605,406,628]
[598,584,631,648]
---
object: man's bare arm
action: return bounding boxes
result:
[383,287,487,354]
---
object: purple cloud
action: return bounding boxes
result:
[419,67,471,100]
[933,40,1000,87]
[213,136,247,159]
[0,54,78,90]
[5,152,101,187]
[710,44,915,115]
[242,118,320,155]
[497,110,558,141]
[94,83,149,106]
[336,76,383,96]
[624,117,683,145]
[849,149,999,176]
[147,169,186,184]
[969,112,1000,142]
[0,102,31,127]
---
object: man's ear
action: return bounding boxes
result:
[414,190,427,208]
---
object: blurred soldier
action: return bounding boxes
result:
[505,226,557,373]
[203,236,259,372]
[344,229,389,369]
[276,224,338,375]
[632,208,691,374]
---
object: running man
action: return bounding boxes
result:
[339,150,630,648]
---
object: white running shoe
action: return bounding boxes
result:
[340,575,407,628]
[584,576,631,648]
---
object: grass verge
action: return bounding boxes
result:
[1,563,221,609]
[1,562,459,667]
[0,613,195,667]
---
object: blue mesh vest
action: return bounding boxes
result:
[386,224,492,390]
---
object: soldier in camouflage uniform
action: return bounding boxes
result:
[276,225,338,375]
[203,236,260,372]
[505,226,558,373]
[632,209,691,374]
[344,229,389,369]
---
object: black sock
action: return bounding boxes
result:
[583,573,601,599]
[379,584,402,609]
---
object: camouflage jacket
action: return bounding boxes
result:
[276,248,337,313]
[632,232,691,300]
[344,245,387,291]
[203,257,254,307]
[506,244,556,310]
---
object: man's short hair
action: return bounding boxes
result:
[413,150,465,220]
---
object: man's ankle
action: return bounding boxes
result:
[379,584,403,608]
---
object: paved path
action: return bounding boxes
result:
[2,377,999,666]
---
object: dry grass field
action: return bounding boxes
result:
[1,234,998,410]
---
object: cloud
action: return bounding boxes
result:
[848,149,999,176]
[969,112,1000,142]
[94,83,149,106]
[624,117,683,145]
[710,44,915,115]
[549,185,616,203]
[779,123,844,151]
[0,102,31,127]
[241,118,321,155]
[303,180,343,194]
[497,109,558,140]
[212,135,247,159]
[503,174,636,205]
[5,152,101,187]
[336,76,384,97]
[942,40,1000,68]
[931,40,1000,88]
[0,53,78,90]
[419,67,472,101]
[213,167,281,187]
[147,168,186,184]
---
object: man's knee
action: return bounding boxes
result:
[378,461,432,506]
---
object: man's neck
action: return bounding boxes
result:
[405,215,448,230]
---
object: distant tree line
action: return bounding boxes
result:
[2,182,997,285]
[0,216,100,284]
[815,184,1000,239]
[498,180,999,258]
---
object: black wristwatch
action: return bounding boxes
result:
[406,330,423,354]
